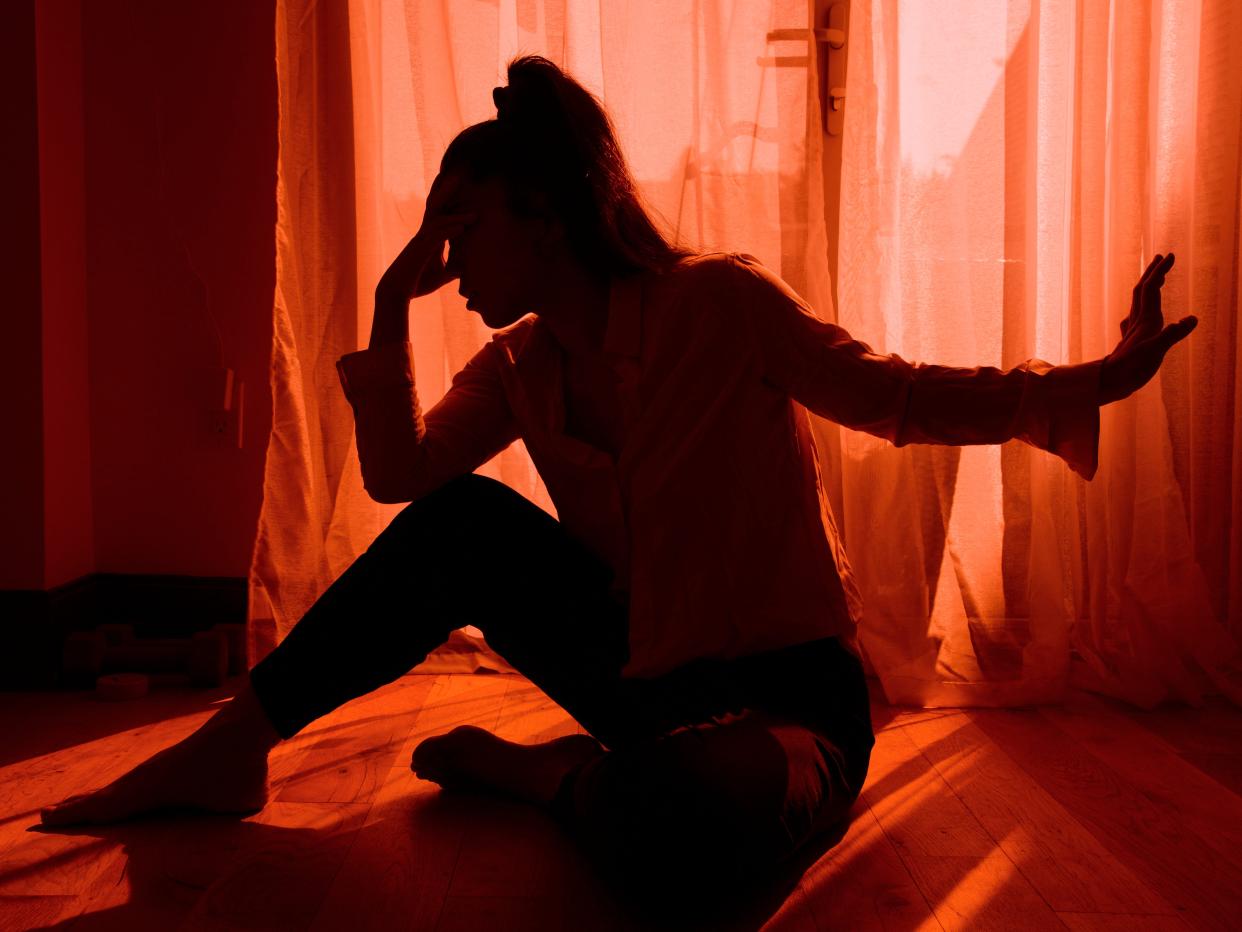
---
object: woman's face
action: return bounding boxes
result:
[442,173,556,329]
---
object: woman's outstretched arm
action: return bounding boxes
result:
[731,251,1196,481]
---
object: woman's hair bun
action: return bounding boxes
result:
[491,85,510,119]
[498,58,588,156]
[497,57,560,122]
[494,58,587,178]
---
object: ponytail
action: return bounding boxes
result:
[441,55,695,278]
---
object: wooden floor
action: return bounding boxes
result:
[2,672,1241,931]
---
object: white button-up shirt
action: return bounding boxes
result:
[337,252,1101,678]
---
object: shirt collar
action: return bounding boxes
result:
[602,272,644,360]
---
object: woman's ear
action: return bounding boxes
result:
[542,217,568,252]
[531,204,566,259]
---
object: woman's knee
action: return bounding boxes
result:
[395,473,515,523]
[373,473,539,555]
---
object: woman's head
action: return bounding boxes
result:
[439,56,693,325]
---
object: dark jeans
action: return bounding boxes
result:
[249,474,875,908]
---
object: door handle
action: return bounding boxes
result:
[767,4,848,135]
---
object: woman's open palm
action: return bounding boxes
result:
[1100,252,1198,404]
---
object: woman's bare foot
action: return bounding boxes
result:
[412,725,604,806]
[40,685,282,826]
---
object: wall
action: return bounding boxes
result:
[4,0,275,595]
[38,0,93,590]
[84,0,276,581]
[1,3,47,591]
[81,0,275,579]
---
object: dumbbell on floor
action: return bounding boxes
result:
[62,624,242,688]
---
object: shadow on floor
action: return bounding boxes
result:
[23,789,865,931]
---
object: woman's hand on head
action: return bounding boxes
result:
[1099,252,1198,405]
[376,171,477,303]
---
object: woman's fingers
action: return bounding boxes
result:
[1164,315,1198,347]
[1124,251,1175,342]
[424,211,477,245]
[440,210,479,229]
[1143,315,1196,365]
[1104,248,1196,401]
[426,170,466,213]
[1141,252,1175,326]
[425,172,474,237]
[1135,253,1163,297]
[1128,315,1197,395]
[1146,252,1175,292]
[1137,253,1157,283]
[1125,254,1160,335]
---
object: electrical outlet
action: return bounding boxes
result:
[208,406,238,449]
[209,408,230,438]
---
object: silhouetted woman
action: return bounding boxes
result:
[43,55,1196,912]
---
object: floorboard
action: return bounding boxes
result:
[971,704,1238,931]
[900,708,1173,916]
[1,676,1238,931]
[860,716,1062,930]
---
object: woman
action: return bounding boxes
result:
[42,56,1195,910]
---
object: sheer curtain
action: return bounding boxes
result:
[251,0,1242,709]
[248,0,830,672]
[836,0,1242,708]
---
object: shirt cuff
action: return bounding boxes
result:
[336,341,416,399]
[1039,358,1103,481]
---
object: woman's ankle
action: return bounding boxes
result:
[200,683,284,752]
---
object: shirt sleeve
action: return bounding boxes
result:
[336,340,520,503]
[728,252,1102,480]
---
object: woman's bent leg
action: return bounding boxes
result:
[552,709,862,914]
[41,473,622,825]
[249,473,628,739]
[498,634,874,913]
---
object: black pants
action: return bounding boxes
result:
[249,474,875,908]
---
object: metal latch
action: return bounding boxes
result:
[766,4,848,135]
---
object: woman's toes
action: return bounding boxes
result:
[39,737,269,828]
[40,798,85,826]
[411,726,507,787]
[408,726,606,805]
[412,726,489,769]
[411,734,453,775]
[41,789,127,826]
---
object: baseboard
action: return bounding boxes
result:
[0,573,247,690]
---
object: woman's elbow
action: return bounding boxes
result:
[363,477,411,505]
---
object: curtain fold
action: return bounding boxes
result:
[837,0,1242,708]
